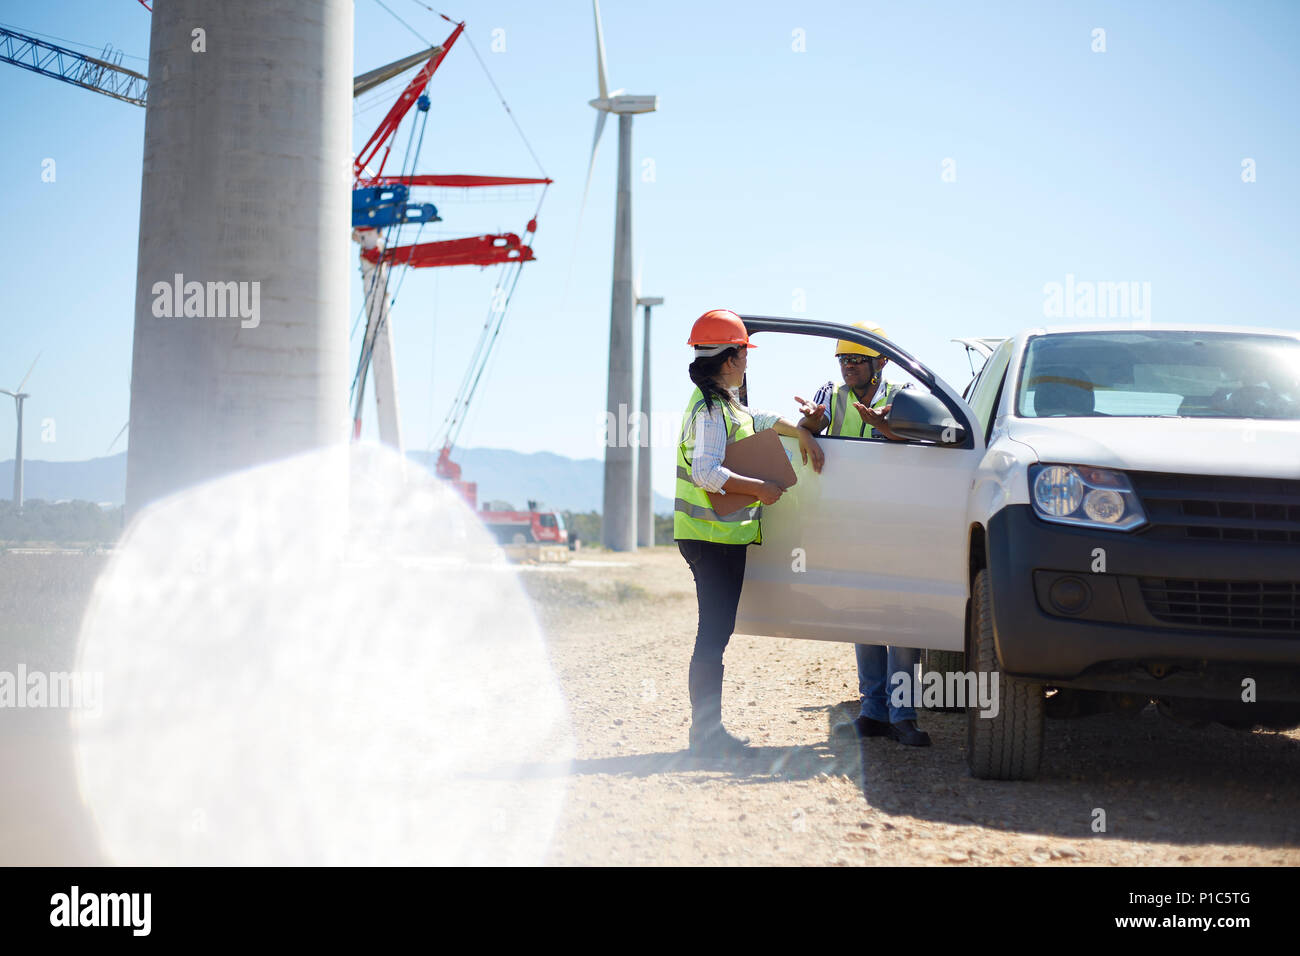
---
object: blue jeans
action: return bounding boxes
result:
[856,644,921,723]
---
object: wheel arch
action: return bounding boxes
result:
[965,523,987,653]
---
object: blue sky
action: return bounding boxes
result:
[2,0,1297,502]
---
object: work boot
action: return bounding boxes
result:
[887,718,932,747]
[688,659,751,757]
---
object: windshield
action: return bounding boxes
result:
[1016,331,1300,419]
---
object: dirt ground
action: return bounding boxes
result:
[524,547,1300,867]
[3,546,1298,867]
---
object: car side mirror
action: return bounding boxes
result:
[887,389,967,445]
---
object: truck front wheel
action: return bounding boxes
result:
[966,568,1045,780]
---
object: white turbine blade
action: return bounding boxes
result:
[15,352,40,393]
[559,111,609,317]
[579,110,608,223]
[593,0,610,100]
[0,389,14,398]
[634,260,643,301]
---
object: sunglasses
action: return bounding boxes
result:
[838,354,880,366]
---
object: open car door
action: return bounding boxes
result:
[734,317,985,651]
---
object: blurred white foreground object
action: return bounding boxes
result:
[75,445,572,865]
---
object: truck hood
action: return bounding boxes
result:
[1003,417,1300,480]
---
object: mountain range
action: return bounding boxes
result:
[0,449,673,514]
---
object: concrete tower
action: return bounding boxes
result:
[601,113,636,551]
[635,295,662,547]
[125,0,353,515]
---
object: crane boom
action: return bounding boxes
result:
[354,21,465,185]
[0,27,147,106]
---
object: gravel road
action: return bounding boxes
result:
[525,547,1300,866]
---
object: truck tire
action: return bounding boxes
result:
[966,568,1044,781]
[923,649,966,712]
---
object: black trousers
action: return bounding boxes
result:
[677,538,749,667]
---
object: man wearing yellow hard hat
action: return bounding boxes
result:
[795,322,903,441]
[795,323,932,747]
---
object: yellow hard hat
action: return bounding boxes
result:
[835,322,887,357]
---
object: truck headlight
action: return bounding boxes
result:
[1030,464,1146,531]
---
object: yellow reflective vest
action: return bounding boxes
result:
[673,386,762,544]
[826,382,899,438]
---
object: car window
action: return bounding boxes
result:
[967,339,1013,435]
[1016,331,1300,419]
[743,330,963,445]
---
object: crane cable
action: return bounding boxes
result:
[437,254,525,453]
[394,0,549,182]
[434,179,546,452]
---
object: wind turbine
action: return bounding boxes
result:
[584,0,658,552]
[1,354,39,508]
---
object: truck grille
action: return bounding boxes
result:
[1139,577,1300,631]
[1130,472,1300,545]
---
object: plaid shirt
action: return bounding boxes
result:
[685,392,780,494]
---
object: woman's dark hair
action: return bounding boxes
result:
[688,346,742,411]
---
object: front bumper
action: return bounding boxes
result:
[986,505,1300,701]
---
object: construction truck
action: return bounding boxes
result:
[479,500,570,563]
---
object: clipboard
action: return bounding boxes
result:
[706,429,798,516]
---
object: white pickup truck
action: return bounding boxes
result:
[734,317,1300,780]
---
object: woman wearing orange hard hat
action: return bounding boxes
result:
[674,309,824,757]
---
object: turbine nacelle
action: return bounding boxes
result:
[587,93,658,115]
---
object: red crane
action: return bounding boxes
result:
[349,17,550,509]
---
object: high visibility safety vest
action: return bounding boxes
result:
[827,382,899,438]
[673,386,763,545]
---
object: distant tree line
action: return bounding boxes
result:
[0,500,123,546]
[560,511,674,548]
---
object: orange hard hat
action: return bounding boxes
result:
[687,309,757,354]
